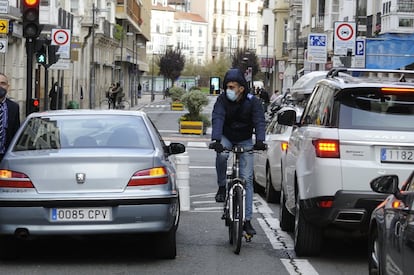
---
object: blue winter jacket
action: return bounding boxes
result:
[211,92,266,143]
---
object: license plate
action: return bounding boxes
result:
[51,207,112,222]
[381,148,414,163]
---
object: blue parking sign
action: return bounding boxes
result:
[310,35,326,47]
[356,40,365,56]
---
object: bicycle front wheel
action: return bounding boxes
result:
[231,184,244,254]
[99,99,111,109]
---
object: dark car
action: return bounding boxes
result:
[368,171,414,274]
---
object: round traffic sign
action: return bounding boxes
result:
[336,23,354,41]
[53,29,69,46]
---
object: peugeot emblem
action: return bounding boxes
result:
[76,173,86,184]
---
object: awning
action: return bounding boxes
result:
[366,33,414,69]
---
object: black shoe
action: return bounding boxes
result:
[215,186,226,202]
[243,220,256,235]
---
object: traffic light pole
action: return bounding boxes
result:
[25,38,35,117]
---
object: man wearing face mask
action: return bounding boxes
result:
[0,73,20,161]
[209,68,267,236]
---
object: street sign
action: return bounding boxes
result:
[354,38,366,68]
[334,22,356,55]
[307,33,327,63]
[0,0,9,14]
[49,59,72,70]
[51,28,71,58]
[0,19,8,34]
[51,29,70,46]
[0,37,7,53]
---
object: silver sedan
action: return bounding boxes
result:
[0,110,185,259]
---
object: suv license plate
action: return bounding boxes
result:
[381,148,414,163]
[51,207,112,222]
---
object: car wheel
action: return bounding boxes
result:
[294,196,322,256]
[265,167,280,203]
[279,187,294,232]
[368,226,382,275]
[156,227,177,259]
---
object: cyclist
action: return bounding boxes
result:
[209,68,267,236]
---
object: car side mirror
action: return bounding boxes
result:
[277,109,296,126]
[167,142,186,155]
[370,174,400,195]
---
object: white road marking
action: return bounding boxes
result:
[187,141,207,148]
[189,166,215,169]
[254,196,318,275]
[281,259,319,275]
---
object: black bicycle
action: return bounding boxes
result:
[210,144,254,254]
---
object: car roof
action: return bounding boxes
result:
[25,109,148,118]
[291,71,355,96]
[317,68,414,91]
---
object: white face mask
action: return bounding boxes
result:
[226,89,237,101]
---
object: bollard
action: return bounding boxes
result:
[174,153,190,211]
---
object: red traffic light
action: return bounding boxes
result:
[32,98,39,107]
[21,0,41,38]
[23,0,40,7]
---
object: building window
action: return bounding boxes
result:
[399,18,414,27]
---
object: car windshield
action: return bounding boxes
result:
[13,115,154,151]
[338,87,414,131]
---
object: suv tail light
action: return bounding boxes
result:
[281,142,288,152]
[0,170,34,188]
[312,139,340,158]
[128,167,168,186]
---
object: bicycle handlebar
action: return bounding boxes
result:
[208,143,266,153]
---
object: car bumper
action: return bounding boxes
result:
[0,196,179,236]
[300,190,387,233]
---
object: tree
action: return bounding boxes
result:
[231,48,260,79]
[159,48,185,86]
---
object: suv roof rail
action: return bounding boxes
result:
[327,68,414,79]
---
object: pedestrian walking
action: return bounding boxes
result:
[49,82,61,110]
[0,73,20,161]
[137,83,142,99]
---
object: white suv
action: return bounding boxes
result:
[278,68,414,256]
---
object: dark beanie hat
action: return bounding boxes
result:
[223,68,248,92]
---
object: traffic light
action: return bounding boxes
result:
[48,45,60,66]
[36,45,46,65]
[21,0,41,38]
[30,98,40,113]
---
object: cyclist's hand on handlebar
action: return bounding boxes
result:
[209,141,224,153]
[253,141,267,151]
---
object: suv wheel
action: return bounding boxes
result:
[279,187,294,232]
[294,196,322,256]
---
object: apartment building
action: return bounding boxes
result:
[0,0,151,115]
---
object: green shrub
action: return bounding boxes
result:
[180,90,209,120]
[169,87,186,102]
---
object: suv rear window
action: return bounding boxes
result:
[338,87,414,131]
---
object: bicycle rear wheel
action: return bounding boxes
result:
[231,184,244,254]
[118,100,130,110]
